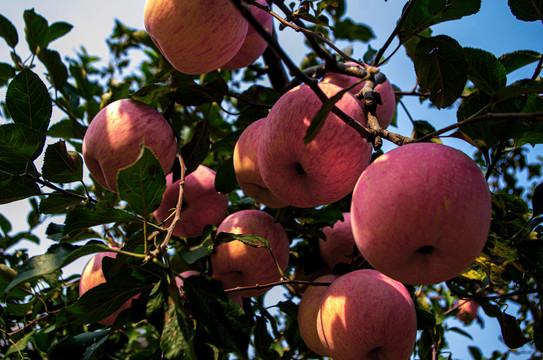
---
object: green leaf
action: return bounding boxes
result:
[117,145,167,215]
[534,183,543,216]
[414,35,468,108]
[0,172,41,204]
[42,140,84,183]
[0,123,45,175]
[214,232,271,249]
[5,332,32,357]
[508,0,543,21]
[464,47,507,95]
[23,8,50,53]
[38,48,69,90]
[411,120,442,144]
[468,346,483,360]
[180,120,211,176]
[4,241,110,294]
[47,21,73,45]
[170,73,226,106]
[0,13,18,48]
[214,156,237,194]
[131,83,171,104]
[499,50,542,74]
[333,18,375,42]
[49,331,110,360]
[161,299,197,360]
[47,118,87,140]
[0,62,15,81]
[63,202,139,238]
[39,193,84,214]
[6,68,52,133]
[400,0,481,35]
[499,312,531,349]
[494,79,543,101]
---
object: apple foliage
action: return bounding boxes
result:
[0,1,542,359]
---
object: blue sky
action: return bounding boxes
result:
[1,0,542,359]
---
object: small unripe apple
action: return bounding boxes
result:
[211,209,290,297]
[351,142,492,285]
[455,299,479,325]
[79,251,137,326]
[258,82,373,208]
[318,212,358,269]
[222,0,273,70]
[233,118,288,208]
[154,165,229,238]
[297,274,339,356]
[82,99,177,193]
[322,62,396,129]
[144,0,249,74]
[317,269,417,360]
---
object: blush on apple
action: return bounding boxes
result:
[318,212,358,269]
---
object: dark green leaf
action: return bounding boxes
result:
[0,172,41,204]
[39,193,84,214]
[117,145,167,215]
[363,44,378,65]
[38,48,69,90]
[0,123,45,174]
[0,213,12,235]
[449,326,474,340]
[0,13,18,48]
[5,332,32,357]
[131,83,171,104]
[254,315,279,360]
[400,0,481,35]
[411,120,442,143]
[161,299,197,360]
[63,202,139,238]
[464,47,507,94]
[47,118,87,140]
[499,50,542,74]
[508,0,543,21]
[170,73,226,106]
[42,140,84,183]
[499,312,531,348]
[49,331,110,360]
[533,183,543,216]
[333,18,375,42]
[4,241,110,294]
[214,232,271,249]
[181,120,211,176]
[6,68,52,133]
[47,21,73,45]
[23,8,50,53]
[468,346,483,360]
[214,156,237,194]
[494,79,543,101]
[0,62,15,81]
[414,35,468,108]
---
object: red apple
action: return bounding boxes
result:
[211,209,290,297]
[222,0,274,70]
[455,299,479,325]
[351,142,492,285]
[322,62,396,129]
[318,212,358,269]
[79,251,136,326]
[154,165,229,238]
[144,0,248,74]
[258,82,373,208]
[82,99,177,193]
[233,118,288,208]
[317,269,417,360]
[297,274,339,356]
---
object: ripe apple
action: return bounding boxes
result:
[322,62,396,129]
[82,99,177,193]
[154,165,229,238]
[351,142,492,285]
[233,118,288,208]
[455,299,479,325]
[258,82,373,208]
[318,212,358,269]
[210,209,290,297]
[317,269,417,360]
[297,274,339,356]
[144,0,248,74]
[79,251,137,326]
[222,0,274,70]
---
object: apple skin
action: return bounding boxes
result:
[222,0,273,70]
[79,251,136,326]
[322,62,396,129]
[233,118,289,208]
[82,99,177,193]
[317,269,417,360]
[297,274,339,356]
[144,0,248,74]
[154,165,229,238]
[351,142,492,285]
[210,209,290,297]
[318,212,358,269]
[258,82,373,208]
[455,299,479,325]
